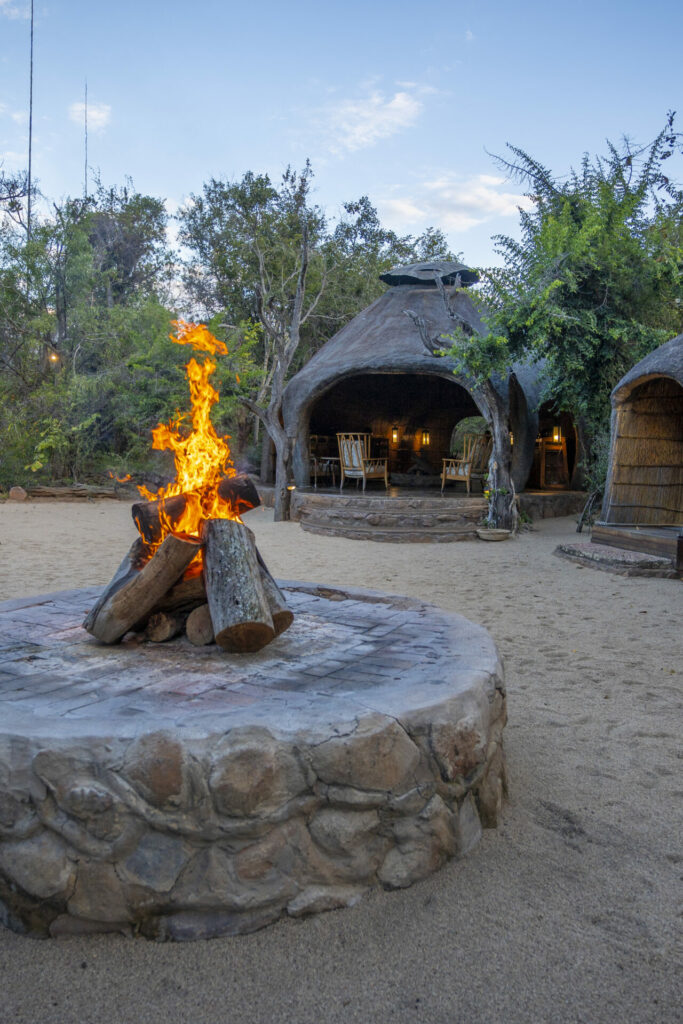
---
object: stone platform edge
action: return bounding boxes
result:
[0,582,507,941]
[554,542,680,578]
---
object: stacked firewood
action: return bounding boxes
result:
[83,476,292,653]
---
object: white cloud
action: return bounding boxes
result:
[423,173,534,219]
[465,29,474,42]
[377,173,534,235]
[0,149,27,164]
[325,89,423,154]
[0,102,27,124]
[379,197,427,222]
[0,0,29,18]
[69,101,111,132]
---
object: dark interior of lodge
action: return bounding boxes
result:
[309,373,478,476]
[306,372,577,489]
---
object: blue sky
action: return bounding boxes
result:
[1,0,681,266]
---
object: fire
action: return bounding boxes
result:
[136,320,242,569]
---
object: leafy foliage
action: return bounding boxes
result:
[446,115,683,459]
[0,163,449,491]
[179,168,454,363]
[0,183,178,486]
[450,415,489,455]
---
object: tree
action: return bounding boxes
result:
[0,169,30,220]
[180,166,455,518]
[444,115,683,528]
[0,181,177,486]
[180,163,329,519]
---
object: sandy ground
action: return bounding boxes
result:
[0,499,681,1024]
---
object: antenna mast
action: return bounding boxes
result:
[84,80,88,199]
[27,0,34,237]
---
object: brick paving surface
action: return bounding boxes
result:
[0,581,493,734]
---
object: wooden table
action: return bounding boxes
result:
[311,456,339,488]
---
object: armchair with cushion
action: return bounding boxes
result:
[441,433,490,495]
[337,433,389,492]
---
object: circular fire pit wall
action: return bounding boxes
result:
[0,582,506,940]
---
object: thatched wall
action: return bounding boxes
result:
[602,334,683,526]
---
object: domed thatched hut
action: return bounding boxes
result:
[593,333,683,566]
[282,261,542,492]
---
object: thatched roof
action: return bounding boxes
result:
[283,282,486,431]
[612,333,683,405]
[283,261,544,491]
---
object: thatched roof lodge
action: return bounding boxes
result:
[594,333,683,567]
[282,261,544,491]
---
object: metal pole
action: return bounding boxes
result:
[84,80,88,198]
[27,0,34,237]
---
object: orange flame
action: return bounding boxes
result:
[136,320,241,569]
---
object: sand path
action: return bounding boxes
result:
[0,500,680,1024]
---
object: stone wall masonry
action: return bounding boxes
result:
[0,581,506,941]
[288,489,587,542]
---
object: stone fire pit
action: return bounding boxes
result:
[0,581,506,941]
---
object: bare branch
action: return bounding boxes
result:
[403,309,443,356]
[240,395,266,421]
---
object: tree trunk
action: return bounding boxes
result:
[483,383,517,532]
[572,417,592,490]
[259,432,274,483]
[272,431,293,522]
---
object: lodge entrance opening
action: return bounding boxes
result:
[309,372,481,478]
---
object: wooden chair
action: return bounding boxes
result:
[441,434,486,495]
[337,433,389,492]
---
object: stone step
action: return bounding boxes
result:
[295,491,486,541]
[299,506,482,529]
[300,520,477,542]
[293,493,484,515]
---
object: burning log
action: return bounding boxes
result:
[131,475,260,547]
[256,551,294,637]
[83,323,293,656]
[185,604,215,646]
[203,519,275,653]
[84,535,201,644]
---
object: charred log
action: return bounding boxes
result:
[150,573,206,614]
[131,475,260,547]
